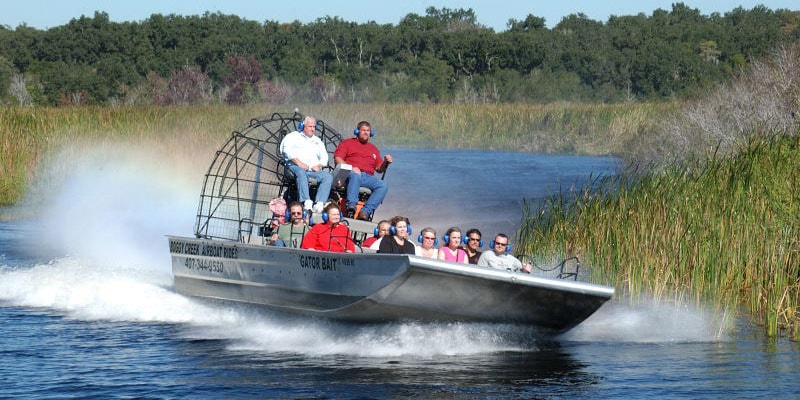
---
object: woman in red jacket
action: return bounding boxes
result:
[301,203,355,253]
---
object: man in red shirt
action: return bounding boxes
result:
[300,203,355,253]
[333,121,392,220]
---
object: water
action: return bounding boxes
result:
[1,147,799,399]
[380,149,618,240]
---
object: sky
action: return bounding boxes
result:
[4,1,799,31]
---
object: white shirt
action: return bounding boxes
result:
[280,130,328,168]
[477,250,522,271]
[415,246,438,258]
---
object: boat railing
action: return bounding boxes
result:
[234,211,379,249]
[519,255,582,281]
[555,256,581,280]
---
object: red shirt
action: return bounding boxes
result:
[334,138,382,175]
[362,236,378,248]
[301,223,356,252]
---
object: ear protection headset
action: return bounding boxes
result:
[353,125,375,137]
[389,223,412,235]
[489,240,513,252]
[417,234,439,246]
[286,208,308,221]
[298,119,317,131]
[442,234,461,245]
[462,236,484,247]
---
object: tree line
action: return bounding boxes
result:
[0,4,798,106]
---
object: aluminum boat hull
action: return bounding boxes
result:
[169,236,614,333]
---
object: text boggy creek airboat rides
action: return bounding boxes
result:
[168,111,613,334]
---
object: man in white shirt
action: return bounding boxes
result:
[280,116,333,213]
[477,233,532,273]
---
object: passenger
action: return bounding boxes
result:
[333,120,392,220]
[280,116,333,213]
[438,227,468,264]
[300,203,355,253]
[463,228,483,264]
[271,201,309,247]
[478,233,532,273]
[362,219,389,249]
[378,216,416,254]
[415,227,439,258]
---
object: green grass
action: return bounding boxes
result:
[518,133,800,338]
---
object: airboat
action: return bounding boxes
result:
[168,111,614,334]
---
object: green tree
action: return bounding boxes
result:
[424,6,482,31]
[497,17,549,73]
[26,61,98,105]
[387,52,452,102]
[553,13,617,99]
[0,5,797,105]
[507,14,547,32]
[440,29,498,81]
[0,25,41,72]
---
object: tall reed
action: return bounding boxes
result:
[518,134,800,338]
[1,103,668,206]
[349,103,675,156]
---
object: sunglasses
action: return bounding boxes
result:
[494,242,508,247]
[423,236,436,240]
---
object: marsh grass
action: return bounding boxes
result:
[1,103,670,206]
[518,134,800,338]
[360,103,675,156]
